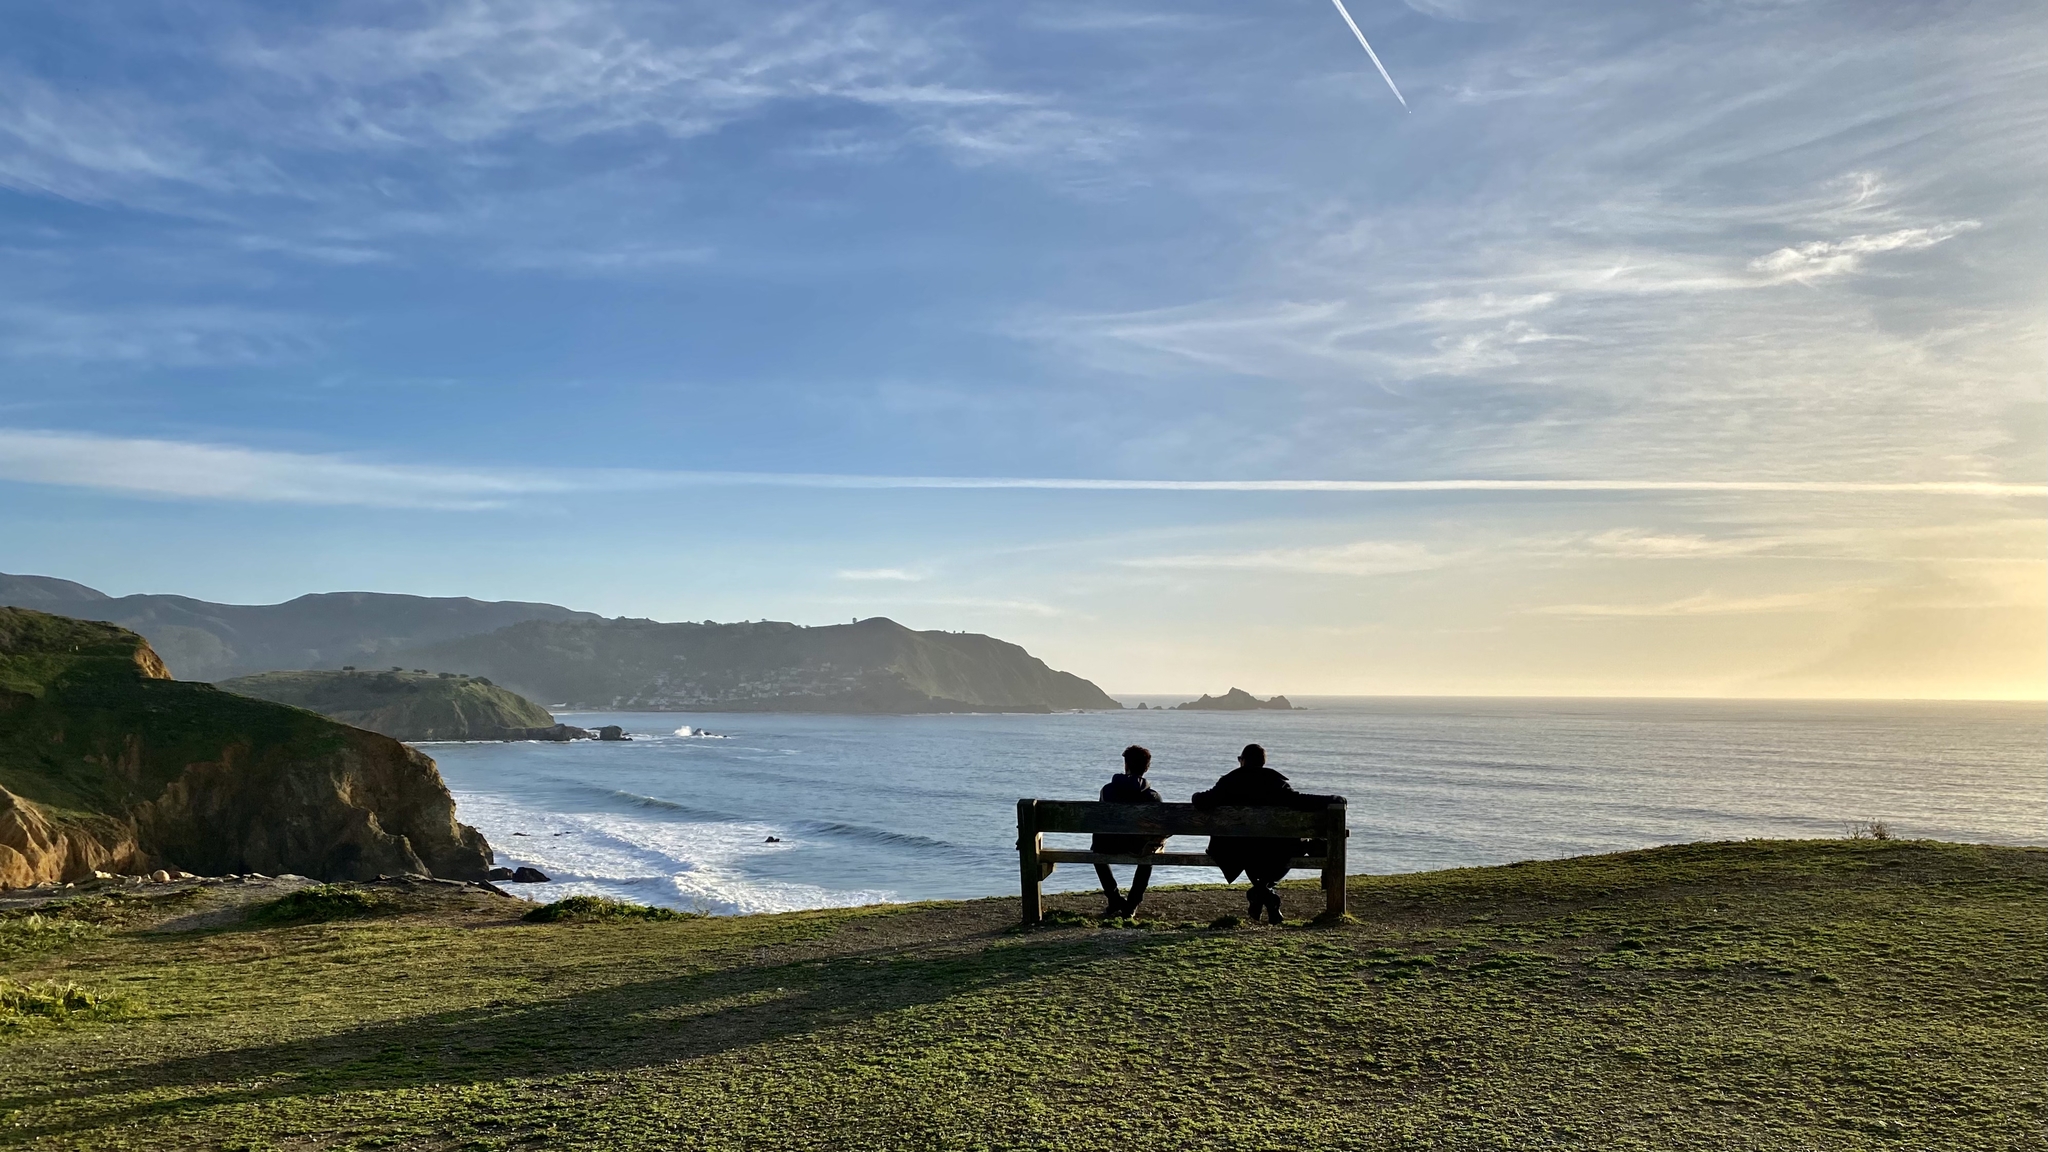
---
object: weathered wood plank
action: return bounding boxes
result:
[1039,849,1327,868]
[1030,800,1329,837]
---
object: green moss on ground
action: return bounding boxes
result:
[0,839,2041,1150]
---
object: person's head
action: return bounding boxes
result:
[1238,743,1266,769]
[1122,745,1152,775]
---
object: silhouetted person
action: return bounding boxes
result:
[1193,743,1338,924]
[1093,744,1164,917]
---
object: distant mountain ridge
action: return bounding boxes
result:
[0,573,598,681]
[0,574,1121,714]
[403,616,1122,713]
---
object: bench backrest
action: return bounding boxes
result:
[1026,799,1336,837]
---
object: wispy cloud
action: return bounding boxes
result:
[0,0,1134,215]
[1749,223,1981,283]
[3,429,2038,509]
[835,568,922,581]
[1122,540,1439,576]
[0,428,565,510]
[1530,591,1843,617]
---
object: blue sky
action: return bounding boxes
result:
[2,0,2043,696]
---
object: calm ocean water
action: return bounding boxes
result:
[425,698,2047,914]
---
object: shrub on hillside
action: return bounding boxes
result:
[250,885,384,925]
[0,978,138,1031]
[522,895,698,923]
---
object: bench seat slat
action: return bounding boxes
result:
[1031,800,1330,837]
[1037,849,1325,868]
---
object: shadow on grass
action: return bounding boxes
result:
[2,929,1160,1137]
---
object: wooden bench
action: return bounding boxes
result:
[1015,798,1348,924]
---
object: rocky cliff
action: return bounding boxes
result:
[219,669,558,742]
[0,608,492,888]
[404,616,1122,713]
[0,573,598,681]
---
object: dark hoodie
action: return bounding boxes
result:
[1192,764,1337,884]
[1092,771,1165,855]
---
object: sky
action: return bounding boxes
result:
[1,0,2043,699]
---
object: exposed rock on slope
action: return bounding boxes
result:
[219,669,560,742]
[405,616,1121,713]
[1176,688,1300,711]
[0,608,492,888]
[0,572,597,681]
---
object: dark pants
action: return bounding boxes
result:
[1095,863,1153,912]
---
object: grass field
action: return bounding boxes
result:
[1,839,2042,1151]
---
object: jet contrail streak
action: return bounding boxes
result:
[1328,0,1409,110]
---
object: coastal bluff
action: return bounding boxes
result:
[0,608,492,888]
[219,669,562,742]
[403,615,1122,713]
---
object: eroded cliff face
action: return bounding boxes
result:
[0,785,142,889]
[0,607,492,887]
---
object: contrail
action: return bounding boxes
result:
[642,474,2046,497]
[1328,0,1409,110]
[5,429,2044,509]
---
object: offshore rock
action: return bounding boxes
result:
[0,608,493,888]
[1174,688,1300,711]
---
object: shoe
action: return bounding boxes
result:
[1101,897,1127,919]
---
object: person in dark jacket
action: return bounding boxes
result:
[1092,744,1165,917]
[1192,743,1339,924]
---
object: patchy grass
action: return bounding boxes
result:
[0,978,139,1033]
[247,885,387,926]
[521,895,702,923]
[0,839,2041,1150]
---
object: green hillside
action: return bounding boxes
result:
[404,615,1122,712]
[219,669,556,741]
[2,839,2040,1149]
[0,608,492,885]
[0,572,598,681]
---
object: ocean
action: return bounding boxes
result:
[425,698,2047,914]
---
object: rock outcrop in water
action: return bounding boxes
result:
[0,608,493,888]
[1175,688,1300,711]
[219,669,560,742]
[403,616,1122,713]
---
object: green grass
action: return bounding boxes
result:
[520,895,701,923]
[249,886,389,926]
[0,839,2041,1150]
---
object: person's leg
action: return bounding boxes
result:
[1094,863,1125,915]
[1264,886,1284,924]
[1123,865,1152,915]
[1245,884,1265,918]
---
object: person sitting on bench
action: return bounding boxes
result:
[1193,743,1337,924]
[1092,744,1165,917]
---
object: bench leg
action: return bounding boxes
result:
[1017,799,1042,925]
[1323,806,1348,920]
